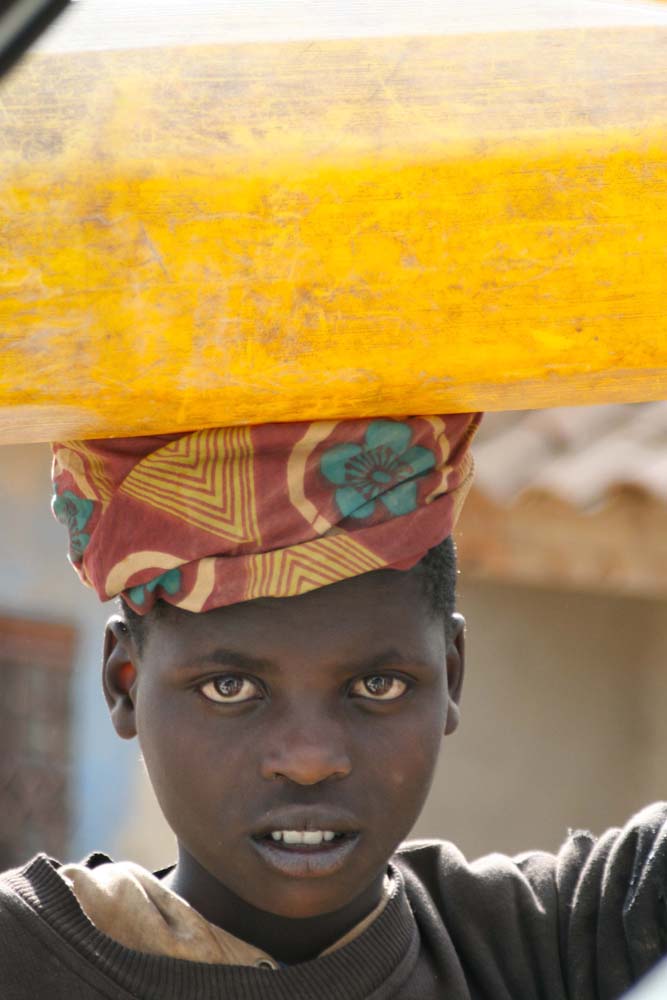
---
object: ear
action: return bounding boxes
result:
[103,616,139,740]
[444,612,465,735]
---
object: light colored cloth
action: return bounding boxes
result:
[60,861,392,969]
[51,414,480,614]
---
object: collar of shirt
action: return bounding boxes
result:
[60,860,393,970]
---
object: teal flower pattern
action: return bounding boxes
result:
[128,568,182,607]
[52,488,94,561]
[321,420,435,520]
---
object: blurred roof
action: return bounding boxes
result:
[458,403,667,598]
[473,403,667,512]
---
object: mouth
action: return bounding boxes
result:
[249,819,361,878]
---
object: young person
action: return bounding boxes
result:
[1,413,666,999]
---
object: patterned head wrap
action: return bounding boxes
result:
[51,414,481,615]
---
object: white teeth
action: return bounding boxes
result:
[269,829,338,845]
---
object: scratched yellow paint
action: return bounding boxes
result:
[1,29,667,444]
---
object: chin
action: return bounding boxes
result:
[228,861,368,918]
[251,883,358,920]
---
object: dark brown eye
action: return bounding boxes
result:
[199,676,260,704]
[351,675,408,701]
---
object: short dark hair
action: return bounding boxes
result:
[119,535,458,655]
[418,533,458,622]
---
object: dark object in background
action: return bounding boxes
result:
[0,0,70,79]
[0,614,77,869]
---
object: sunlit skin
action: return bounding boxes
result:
[103,567,465,964]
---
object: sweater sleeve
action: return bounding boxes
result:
[555,802,667,998]
[397,802,667,1000]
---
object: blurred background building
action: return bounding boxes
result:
[1,401,666,869]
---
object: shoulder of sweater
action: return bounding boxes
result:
[1,851,111,883]
[395,836,556,875]
[0,855,57,899]
[397,803,667,864]
[394,836,557,901]
[0,852,114,921]
[393,802,667,902]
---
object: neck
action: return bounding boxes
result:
[162,848,385,964]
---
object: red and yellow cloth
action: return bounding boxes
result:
[52,414,480,615]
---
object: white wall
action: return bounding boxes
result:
[413,576,667,857]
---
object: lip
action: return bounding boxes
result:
[251,806,361,839]
[250,832,361,879]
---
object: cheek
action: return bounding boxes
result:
[360,701,445,835]
[387,682,447,770]
[133,687,250,834]
[382,733,442,808]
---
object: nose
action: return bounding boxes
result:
[260,709,352,786]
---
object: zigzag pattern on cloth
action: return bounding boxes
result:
[121,427,260,543]
[245,533,385,600]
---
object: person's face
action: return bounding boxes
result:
[104,569,464,918]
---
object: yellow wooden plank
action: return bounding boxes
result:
[1,27,667,444]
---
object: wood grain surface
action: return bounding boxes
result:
[2,21,667,443]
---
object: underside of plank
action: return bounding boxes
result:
[1,25,667,443]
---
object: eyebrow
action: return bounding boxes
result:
[185,649,276,673]
[184,647,432,676]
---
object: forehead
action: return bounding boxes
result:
[144,568,442,665]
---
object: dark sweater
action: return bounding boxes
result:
[2,803,667,999]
